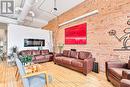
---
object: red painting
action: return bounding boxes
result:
[65,23,87,44]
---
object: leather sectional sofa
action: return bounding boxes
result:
[19,50,53,63]
[105,61,130,87]
[54,50,95,75]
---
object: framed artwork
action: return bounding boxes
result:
[65,23,87,44]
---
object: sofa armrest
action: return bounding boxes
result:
[122,71,130,80]
[121,79,130,87]
[105,61,127,69]
[49,52,54,55]
[83,58,95,75]
[53,53,63,63]
[33,54,41,56]
[105,61,128,81]
[54,53,63,57]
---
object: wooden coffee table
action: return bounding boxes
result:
[24,64,41,74]
[15,64,42,81]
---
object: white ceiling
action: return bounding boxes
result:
[15,0,22,7]
[32,0,85,21]
[0,0,85,27]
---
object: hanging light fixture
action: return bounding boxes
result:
[50,0,58,16]
[54,0,58,11]
[38,0,58,17]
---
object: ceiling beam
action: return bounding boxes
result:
[0,16,17,24]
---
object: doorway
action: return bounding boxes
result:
[0,22,7,61]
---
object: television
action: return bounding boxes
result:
[24,39,45,47]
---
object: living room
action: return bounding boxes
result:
[0,0,130,87]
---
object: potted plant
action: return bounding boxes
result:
[20,56,32,65]
[57,43,64,54]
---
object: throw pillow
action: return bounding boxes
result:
[70,51,78,58]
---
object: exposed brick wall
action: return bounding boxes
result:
[43,0,130,71]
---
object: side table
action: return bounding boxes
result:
[92,61,99,73]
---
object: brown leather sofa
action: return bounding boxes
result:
[54,50,95,75]
[19,50,53,63]
[105,61,130,87]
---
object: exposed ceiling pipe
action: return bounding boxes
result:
[0,0,48,27]
[20,0,26,7]
[17,0,35,23]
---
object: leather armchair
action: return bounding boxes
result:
[105,61,128,79]
[105,61,129,87]
[122,71,130,79]
[121,79,130,87]
[106,61,127,69]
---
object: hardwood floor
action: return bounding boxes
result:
[0,61,114,87]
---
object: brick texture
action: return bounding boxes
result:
[43,0,130,71]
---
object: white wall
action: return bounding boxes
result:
[7,24,53,55]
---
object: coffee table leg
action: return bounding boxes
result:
[15,67,20,81]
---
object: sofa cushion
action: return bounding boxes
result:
[71,59,84,68]
[78,51,92,60]
[20,50,32,56]
[35,55,45,60]
[45,54,53,58]
[128,60,130,69]
[32,56,36,61]
[109,68,129,80]
[63,50,70,57]
[32,50,41,55]
[62,58,75,65]
[70,51,78,59]
[40,50,49,55]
